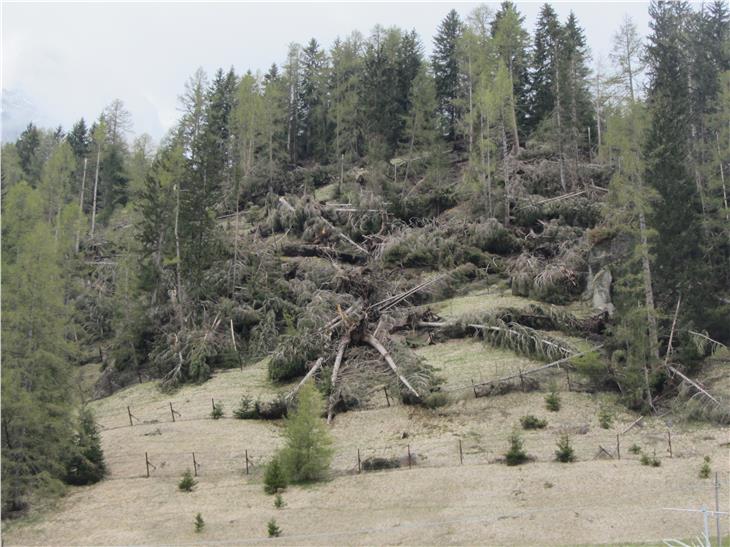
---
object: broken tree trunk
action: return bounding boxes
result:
[666,366,721,406]
[286,357,324,401]
[362,333,420,400]
[327,336,351,423]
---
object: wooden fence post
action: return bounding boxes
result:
[245,450,249,475]
[519,371,525,392]
[128,406,134,427]
[145,452,150,478]
[383,387,390,407]
[459,439,463,465]
[667,430,672,458]
[616,434,621,460]
[357,449,361,473]
[407,445,412,469]
[192,452,198,476]
[211,398,215,412]
[170,402,176,423]
[565,369,572,391]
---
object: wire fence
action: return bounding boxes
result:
[100,416,721,481]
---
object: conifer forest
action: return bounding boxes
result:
[2,2,729,545]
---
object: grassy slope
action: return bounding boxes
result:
[4,292,729,546]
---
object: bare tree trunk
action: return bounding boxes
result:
[482,110,493,217]
[638,209,659,360]
[467,52,474,155]
[362,333,420,400]
[508,59,520,152]
[716,132,729,222]
[75,157,88,253]
[555,62,567,193]
[174,182,184,329]
[501,121,510,228]
[90,145,101,238]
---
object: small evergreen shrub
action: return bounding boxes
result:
[264,456,288,494]
[699,456,711,479]
[545,389,561,412]
[629,444,642,455]
[267,518,281,537]
[65,407,107,485]
[505,431,528,466]
[520,415,547,430]
[210,402,224,420]
[178,469,198,492]
[555,435,576,463]
[598,407,614,429]
[362,457,401,472]
[640,452,661,467]
[233,396,259,419]
[194,513,205,533]
[274,493,285,509]
[424,392,449,409]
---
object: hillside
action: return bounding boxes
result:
[5,285,730,544]
[3,2,730,545]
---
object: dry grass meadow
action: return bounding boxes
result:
[3,290,729,546]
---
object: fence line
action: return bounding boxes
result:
[102,430,726,481]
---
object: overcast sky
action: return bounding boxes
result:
[2,1,652,143]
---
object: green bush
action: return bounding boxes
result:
[65,407,107,486]
[505,431,528,466]
[280,382,334,483]
[210,402,224,419]
[194,513,205,533]
[571,351,612,389]
[640,453,661,467]
[178,469,197,492]
[233,396,259,419]
[267,518,282,538]
[274,493,286,509]
[699,456,711,479]
[264,456,288,495]
[545,390,561,412]
[629,444,642,455]
[555,435,576,463]
[520,415,548,430]
[598,407,614,429]
[362,457,401,472]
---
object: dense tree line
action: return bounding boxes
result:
[2,0,728,514]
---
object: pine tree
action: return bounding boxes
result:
[15,122,42,184]
[432,9,463,140]
[330,33,364,161]
[64,407,107,485]
[644,0,710,327]
[280,381,333,482]
[300,39,331,163]
[559,12,595,187]
[527,4,562,135]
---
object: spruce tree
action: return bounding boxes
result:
[527,4,562,135]
[644,0,710,326]
[432,9,463,140]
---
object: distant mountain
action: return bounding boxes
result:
[1,88,44,142]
